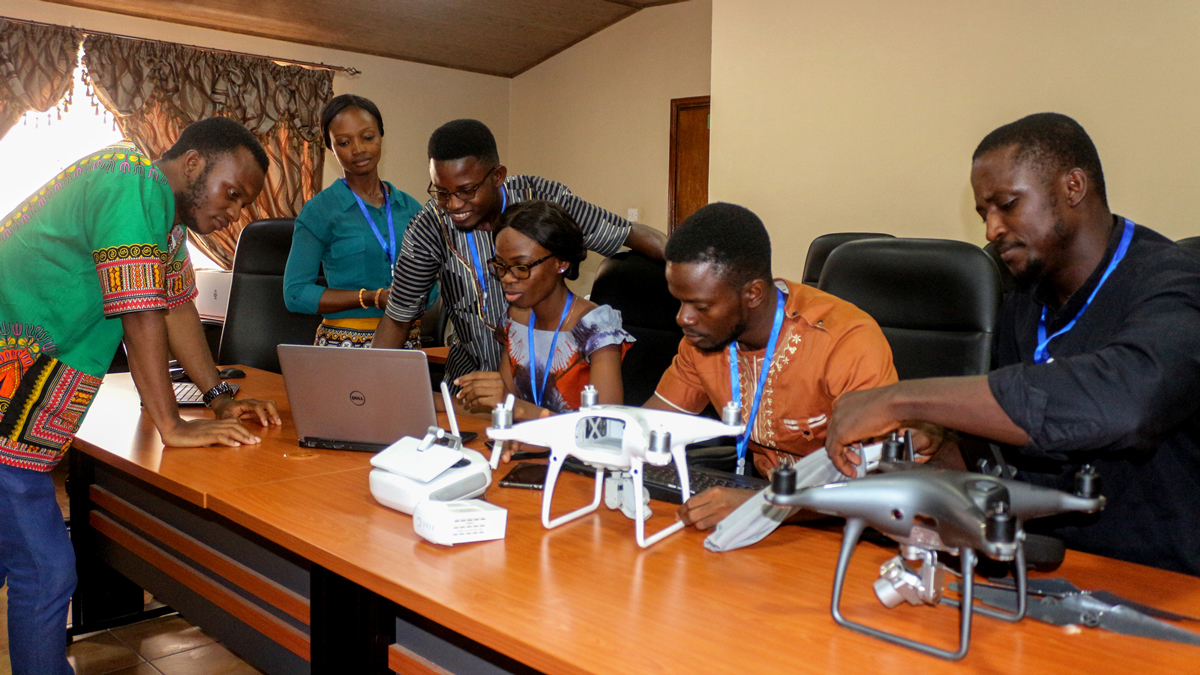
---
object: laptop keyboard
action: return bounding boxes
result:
[173,381,240,406]
[174,382,204,404]
[640,463,769,504]
[560,456,769,504]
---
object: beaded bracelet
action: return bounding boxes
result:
[374,288,384,309]
[358,288,368,309]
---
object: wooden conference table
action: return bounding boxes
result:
[69,367,1200,674]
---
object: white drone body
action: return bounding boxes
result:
[487,391,744,548]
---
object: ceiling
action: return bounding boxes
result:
[41,0,688,78]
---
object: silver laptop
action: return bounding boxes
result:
[277,345,437,452]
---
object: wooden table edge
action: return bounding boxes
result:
[71,437,208,508]
[205,481,593,675]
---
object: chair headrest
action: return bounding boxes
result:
[819,238,1001,332]
[1177,235,1200,251]
[231,218,297,275]
[590,251,680,332]
[802,232,895,285]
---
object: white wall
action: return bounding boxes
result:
[509,0,712,290]
[710,0,1200,280]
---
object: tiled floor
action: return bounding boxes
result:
[0,457,264,674]
[65,617,263,675]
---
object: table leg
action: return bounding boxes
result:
[310,564,395,674]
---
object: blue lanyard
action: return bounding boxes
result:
[529,292,574,407]
[465,234,491,317]
[728,287,787,475]
[342,179,395,262]
[460,185,508,319]
[1034,218,1135,364]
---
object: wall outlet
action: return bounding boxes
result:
[627,208,639,223]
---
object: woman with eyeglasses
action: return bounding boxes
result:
[455,200,634,452]
[283,94,434,348]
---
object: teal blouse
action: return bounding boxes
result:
[283,179,433,319]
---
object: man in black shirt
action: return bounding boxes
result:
[825,113,1200,576]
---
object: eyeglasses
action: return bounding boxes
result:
[487,254,555,280]
[427,166,497,204]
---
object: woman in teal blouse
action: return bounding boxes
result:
[283,94,433,347]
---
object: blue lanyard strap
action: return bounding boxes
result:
[529,292,574,407]
[457,184,507,320]
[1035,218,1135,364]
[465,234,491,317]
[728,287,787,475]
[342,179,396,263]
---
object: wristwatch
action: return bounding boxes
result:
[202,381,234,407]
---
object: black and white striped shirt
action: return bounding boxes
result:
[385,174,632,386]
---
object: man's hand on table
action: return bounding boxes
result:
[677,487,755,530]
[159,417,262,447]
[497,441,549,464]
[212,396,282,427]
[454,371,509,413]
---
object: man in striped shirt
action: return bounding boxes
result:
[373,119,667,392]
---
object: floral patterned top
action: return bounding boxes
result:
[503,305,635,413]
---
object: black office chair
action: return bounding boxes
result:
[803,232,895,286]
[818,238,1002,379]
[418,294,448,349]
[217,218,323,373]
[982,241,1017,294]
[1176,236,1200,251]
[588,251,682,406]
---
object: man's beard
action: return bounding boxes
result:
[1009,213,1071,292]
[695,315,750,354]
[175,161,214,233]
[1011,256,1046,292]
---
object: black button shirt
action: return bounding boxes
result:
[989,217,1200,576]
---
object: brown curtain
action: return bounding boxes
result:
[82,34,333,268]
[0,19,82,140]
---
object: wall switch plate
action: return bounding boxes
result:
[627,208,639,222]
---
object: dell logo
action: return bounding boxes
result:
[350,391,366,406]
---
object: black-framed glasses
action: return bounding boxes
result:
[427,166,496,204]
[487,254,554,280]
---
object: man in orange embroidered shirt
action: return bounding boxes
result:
[645,203,898,529]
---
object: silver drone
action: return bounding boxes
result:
[766,434,1106,660]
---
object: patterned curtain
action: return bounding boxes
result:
[0,19,82,140]
[82,34,333,268]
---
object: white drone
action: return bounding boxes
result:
[486,387,745,547]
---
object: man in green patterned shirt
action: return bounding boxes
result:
[0,116,280,673]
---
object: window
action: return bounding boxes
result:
[0,55,220,269]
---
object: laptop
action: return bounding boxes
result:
[277,345,438,452]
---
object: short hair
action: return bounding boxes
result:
[973,112,1107,205]
[320,94,384,150]
[496,200,587,280]
[428,119,499,166]
[665,203,772,288]
[160,116,269,174]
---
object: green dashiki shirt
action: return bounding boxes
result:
[0,141,197,471]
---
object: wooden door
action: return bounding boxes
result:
[668,96,710,233]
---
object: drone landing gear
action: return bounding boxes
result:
[541,453,604,529]
[830,518,1028,661]
[541,450,691,548]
